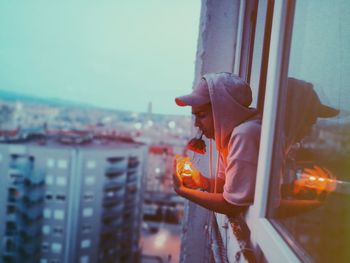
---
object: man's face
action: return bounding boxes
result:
[296,115,318,142]
[192,103,214,139]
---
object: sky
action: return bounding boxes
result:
[0,1,200,115]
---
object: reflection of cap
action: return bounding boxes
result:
[175,78,210,107]
[316,97,339,118]
[288,78,339,118]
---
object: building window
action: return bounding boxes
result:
[45,193,53,201]
[82,208,93,217]
[53,209,65,220]
[42,242,49,253]
[43,208,52,219]
[85,176,96,185]
[42,225,51,235]
[82,224,93,234]
[86,160,96,169]
[46,158,55,168]
[266,1,350,262]
[80,256,89,263]
[9,172,25,184]
[51,242,62,253]
[83,192,94,202]
[81,239,91,249]
[7,188,18,202]
[46,174,54,185]
[6,205,16,215]
[56,194,66,202]
[4,238,15,252]
[53,226,64,236]
[57,159,68,169]
[56,176,67,186]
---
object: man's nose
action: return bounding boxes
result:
[194,118,200,128]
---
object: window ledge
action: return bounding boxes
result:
[214,213,256,263]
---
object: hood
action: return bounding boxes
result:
[203,72,258,152]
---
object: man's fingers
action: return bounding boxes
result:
[172,172,183,187]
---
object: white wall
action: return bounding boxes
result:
[180,1,241,262]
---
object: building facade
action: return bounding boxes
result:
[0,137,146,263]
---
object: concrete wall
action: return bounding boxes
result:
[180,1,241,262]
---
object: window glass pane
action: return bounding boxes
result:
[267,1,350,262]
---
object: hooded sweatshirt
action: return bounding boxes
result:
[203,72,261,206]
[277,78,339,198]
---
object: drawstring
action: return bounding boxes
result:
[207,139,222,261]
[209,138,220,193]
[209,139,214,189]
[206,139,213,261]
[214,147,219,194]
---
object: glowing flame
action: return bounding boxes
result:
[175,155,193,177]
[183,163,191,170]
[293,165,336,195]
[182,163,192,176]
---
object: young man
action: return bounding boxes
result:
[173,72,261,217]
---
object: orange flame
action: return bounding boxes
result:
[175,155,193,177]
[293,165,336,195]
[175,155,200,185]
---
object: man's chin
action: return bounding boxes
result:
[204,133,214,139]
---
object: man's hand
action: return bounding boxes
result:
[172,169,185,195]
[293,165,336,202]
[174,156,204,190]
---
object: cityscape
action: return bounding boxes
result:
[0,92,192,263]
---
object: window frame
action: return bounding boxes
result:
[233,0,259,83]
[244,0,301,262]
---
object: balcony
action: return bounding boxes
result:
[99,232,120,247]
[105,158,128,174]
[9,156,34,172]
[9,185,45,204]
[126,171,138,183]
[100,217,124,234]
[102,197,123,208]
[103,188,125,203]
[128,157,140,169]
[101,205,124,221]
[103,175,127,190]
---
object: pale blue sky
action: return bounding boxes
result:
[0,1,200,115]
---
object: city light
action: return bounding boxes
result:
[154,229,170,249]
[168,121,176,129]
[294,165,337,195]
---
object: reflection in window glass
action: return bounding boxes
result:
[267,1,350,262]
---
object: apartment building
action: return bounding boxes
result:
[0,136,146,263]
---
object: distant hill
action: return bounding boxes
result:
[0,89,94,109]
[0,89,189,119]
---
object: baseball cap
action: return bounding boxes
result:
[317,102,339,118]
[288,77,339,118]
[175,78,210,107]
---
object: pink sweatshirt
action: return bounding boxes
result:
[203,72,261,206]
